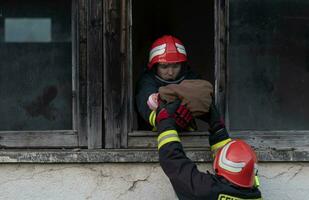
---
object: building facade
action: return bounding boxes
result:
[0,0,308,199]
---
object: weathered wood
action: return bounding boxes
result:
[76,0,88,147]
[230,131,309,150]
[0,131,78,148]
[214,0,229,126]
[72,0,78,133]
[103,0,130,148]
[103,0,121,148]
[87,0,103,149]
[0,148,308,163]
[129,131,209,137]
[127,0,133,136]
[117,0,131,148]
[129,136,210,148]
[129,131,309,150]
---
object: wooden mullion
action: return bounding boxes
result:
[103,0,121,148]
[87,0,103,149]
[118,0,132,148]
[214,0,229,127]
[103,0,130,148]
[76,0,88,147]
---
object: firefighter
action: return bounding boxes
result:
[135,35,201,130]
[156,99,262,200]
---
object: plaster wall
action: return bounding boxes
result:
[0,163,308,200]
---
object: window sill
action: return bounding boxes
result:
[0,147,308,163]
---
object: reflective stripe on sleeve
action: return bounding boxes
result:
[211,138,232,152]
[157,130,180,149]
[254,175,260,188]
[149,110,156,127]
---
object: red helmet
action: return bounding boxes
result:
[213,139,258,188]
[148,35,187,70]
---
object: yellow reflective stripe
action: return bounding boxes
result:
[218,194,262,200]
[211,138,232,152]
[158,132,178,144]
[254,175,260,187]
[157,130,178,142]
[158,137,181,150]
[157,130,180,149]
[149,111,156,127]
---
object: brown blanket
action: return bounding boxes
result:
[159,80,213,116]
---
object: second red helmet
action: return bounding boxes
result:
[213,139,258,188]
[148,35,187,70]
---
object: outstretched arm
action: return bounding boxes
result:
[207,103,231,155]
[156,100,217,199]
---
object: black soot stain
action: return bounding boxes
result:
[24,86,58,120]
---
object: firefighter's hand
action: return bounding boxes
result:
[156,99,181,133]
[174,104,193,130]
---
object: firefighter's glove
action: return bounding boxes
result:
[156,99,181,133]
[174,104,193,130]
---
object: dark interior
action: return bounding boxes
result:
[228,0,309,130]
[132,0,214,130]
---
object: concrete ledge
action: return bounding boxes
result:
[0,148,309,163]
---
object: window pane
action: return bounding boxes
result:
[5,18,51,42]
[0,0,72,131]
[228,0,309,130]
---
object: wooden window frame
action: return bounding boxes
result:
[106,0,309,161]
[0,0,103,149]
[215,0,309,155]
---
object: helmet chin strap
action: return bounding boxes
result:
[154,74,185,84]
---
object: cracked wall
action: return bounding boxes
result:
[0,163,308,200]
